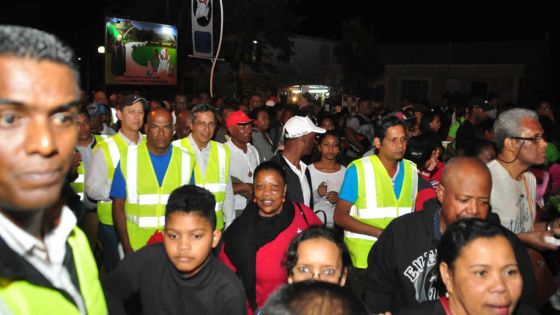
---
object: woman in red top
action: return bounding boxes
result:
[219,161,322,314]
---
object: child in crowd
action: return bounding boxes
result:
[103,185,246,315]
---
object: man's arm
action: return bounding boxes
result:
[333,165,384,238]
[232,176,252,199]
[109,162,133,254]
[112,197,133,255]
[85,148,111,201]
[517,221,559,251]
[334,199,384,238]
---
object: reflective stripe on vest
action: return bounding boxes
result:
[173,138,230,230]
[70,163,85,201]
[126,214,166,228]
[0,227,108,315]
[122,144,194,250]
[94,134,138,225]
[344,155,418,268]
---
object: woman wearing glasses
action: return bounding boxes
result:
[284,227,351,287]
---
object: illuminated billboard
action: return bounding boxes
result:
[105,17,177,85]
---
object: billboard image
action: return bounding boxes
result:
[105,17,177,85]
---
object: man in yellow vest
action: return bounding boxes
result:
[334,113,431,300]
[67,107,109,247]
[0,25,106,314]
[86,94,146,271]
[173,104,234,230]
[111,108,195,254]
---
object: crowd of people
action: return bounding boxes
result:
[3,25,560,315]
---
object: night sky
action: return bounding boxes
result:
[2,2,558,93]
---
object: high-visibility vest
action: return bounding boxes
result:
[121,143,194,251]
[70,135,108,200]
[0,227,107,315]
[70,162,86,201]
[344,155,418,268]
[94,134,144,225]
[173,138,230,230]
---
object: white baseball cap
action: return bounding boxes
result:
[283,116,326,139]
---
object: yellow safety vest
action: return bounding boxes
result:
[173,138,230,230]
[0,227,107,315]
[344,155,418,268]
[70,135,107,200]
[121,143,194,251]
[94,134,144,225]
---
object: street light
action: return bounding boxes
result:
[97,46,106,54]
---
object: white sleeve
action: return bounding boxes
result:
[346,117,360,130]
[85,148,111,202]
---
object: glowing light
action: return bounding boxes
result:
[97,46,106,54]
[292,96,298,103]
[252,40,258,44]
[161,26,175,36]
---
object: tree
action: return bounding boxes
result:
[334,18,383,96]
[220,0,300,96]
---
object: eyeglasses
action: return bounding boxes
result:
[292,265,339,280]
[193,120,216,129]
[509,135,545,143]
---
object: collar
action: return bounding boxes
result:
[77,136,96,150]
[226,139,252,155]
[0,206,76,259]
[282,154,307,175]
[118,130,143,145]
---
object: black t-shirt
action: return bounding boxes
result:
[103,243,247,315]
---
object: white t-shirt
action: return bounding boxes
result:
[488,160,537,233]
[226,140,260,211]
[308,164,346,227]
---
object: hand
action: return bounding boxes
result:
[424,149,439,172]
[521,230,559,251]
[123,244,134,256]
[317,182,327,197]
[326,191,339,204]
[549,218,560,236]
[242,183,253,199]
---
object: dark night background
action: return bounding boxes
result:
[1,1,558,101]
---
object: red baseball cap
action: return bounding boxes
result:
[226,110,253,129]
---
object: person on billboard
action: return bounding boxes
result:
[157,47,170,74]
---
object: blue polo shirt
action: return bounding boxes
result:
[338,159,405,204]
[110,148,194,199]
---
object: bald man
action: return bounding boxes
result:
[110,108,195,255]
[364,157,537,313]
